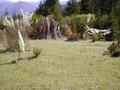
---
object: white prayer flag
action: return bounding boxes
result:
[18,29,25,53]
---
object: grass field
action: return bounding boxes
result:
[0,40,120,90]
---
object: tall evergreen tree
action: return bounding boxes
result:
[65,0,80,16]
[36,1,46,16]
[111,0,120,41]
[35,0,62,20]
[44,0,62,20]
[79,0,118,15]
[80,0,90,14]
[88,0,95,13]
[92,0,118,15]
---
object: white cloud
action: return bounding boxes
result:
[5,0,39,2]
[5,0,68,2]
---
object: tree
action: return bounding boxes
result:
[111,0,120,41]
[44,0,62,20]
[88,0,95,13]
[79,0,118,15]
[65,0,80,16]
[80,0,90,14]
[112,0,120,18]
[35,0,62,20]
[92,0,118,15]
[13,13,18,20]
[35,1,47,16]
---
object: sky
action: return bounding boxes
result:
[4,0,68,3]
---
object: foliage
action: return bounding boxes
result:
[0,30,7,47]
[32,14,44,30]
[5,28,19,51]
[33,0,120,41]
[93,15,112,29]
[59,24,66,36]
[66,35,78,41]
[80,0,90,14]
[2,10,33,51]
[108,42,120,57]
[111,0,120,41]
[0,19,5,30]
[92,33,104,42]
[36,0,62,20]
[31,14,45,39]
[64,0,80,16]
[35,1,46,16]
[71,14,95,39]
[33,47,42,58]
[82,0,118,15]
[92,15,113,41]
[59,16,70,36]
[111,19,120,41]
[58,14,95,39]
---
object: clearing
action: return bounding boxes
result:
[0,40,120,90]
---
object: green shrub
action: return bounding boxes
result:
[60,14,95,39]
[92,34,98,42]
[93,15,112,29]
[66,35,78,41]
[33,48,42,58]
[0,30,6,45]
[108,42,120,57]
[59,17,70,36]
[111,19,120,41]
[93,15,113,41]
[59,24,66,36]
[31,14,45,39]
[92,33,104,42]
[108,42,116,53]
[71,14,95,39]
[71,15,86,39]
[5,28,19,52]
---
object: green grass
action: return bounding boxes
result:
[0,40,120,90]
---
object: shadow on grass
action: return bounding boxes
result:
[103,51,120,58]
[103,51,110,56]
[0,49,8,54]
[65,39,77,42]
[0,60,17,65]
[0,54,40,66]
[27,56,37,60]
[0,57,24,65]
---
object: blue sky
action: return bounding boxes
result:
[4,0,68,2]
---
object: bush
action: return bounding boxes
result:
[31,14,45,39]
[111,19,120,41]
[92,33,104,42]
[5,28,19,52]
[93,15,112,29]
[66,34,78,41]
[0,30,6,46]
[71,14,95,39]
[59,24,66,36]
[60,14,95,39]
[108,42,120,57]
[33,48,42,58]
[59,17,70,36]
[92,15,112,41]
[71,15,86,39]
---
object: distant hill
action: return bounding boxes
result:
[0,1,39,17]
[60,4,66,11]
[0,1,67,17]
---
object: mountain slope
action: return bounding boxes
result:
[0,1,39,16]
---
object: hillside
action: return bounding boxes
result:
[0,1,39,16]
